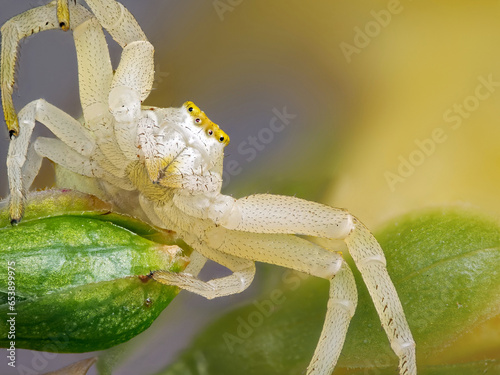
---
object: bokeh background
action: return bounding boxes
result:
[1,0,500,374]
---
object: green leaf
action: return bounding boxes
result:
[0,189,186,246]
[157,208,500,375]
[0,190,189,352]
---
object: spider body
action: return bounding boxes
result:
[1,1,416,374]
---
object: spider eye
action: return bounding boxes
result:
[188,107,193,112]
[208,130,213,135]
[195,118,201,123]
[219,136,224,142]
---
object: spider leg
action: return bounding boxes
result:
[73,16,129,178]
[109,38,154,120]
[80,0,147,47]
[73,17,112,127]
[0,1,92,137]
[149,198,256,299]
[139,193,170,227]
[137,116,164,182]
[54,164,110,202]
[21,145,43,194]
[34,137,135,192]
[73,0,155,166]
[153,185,359,374]
[6,99,95,222]
[215,194,353,237]
[210,194,416,375]
[183,251,208,277]
[163,173,223,196]
[202,227,358,375]
[153,246,256,300]
[309,261,357,375]
[57,0,71,31]
[345,220,416,375]
[34,138,99,178]
[82,0,154,126]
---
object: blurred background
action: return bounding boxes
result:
[1,0,500,374]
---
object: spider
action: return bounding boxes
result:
[1,1,416,374]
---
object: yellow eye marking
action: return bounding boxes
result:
[215,128,230,146]
[184,101,201,116]
[182,101,230,146]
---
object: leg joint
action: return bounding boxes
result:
[329,298,356,318]
[392,339,416,357]
[330,213,355,240]
[356,254,387,268]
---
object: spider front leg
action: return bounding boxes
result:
[209,194,416,375]
[75,0,155,170]
[82,0,154,123]
[1,2,92,137]
[7,100,95,222]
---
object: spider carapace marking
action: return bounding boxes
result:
[1,1,416,374]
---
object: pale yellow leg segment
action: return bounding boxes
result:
[6,99,95,222]
[0,2,92,137]
[205,226,358,375]
[164,173,223,195]
[21,99,94,155]
[110,41,155,103]
[34,138,134,192]
[72,16,129,177]
[54,165,109,203]
[81,0,147,46]
[206,227,343,279]
[93,115,130,177]
[73,17,113,126]
[219,194,354,239]
[75,0,154,160]
[21,145,43,193]
[57,0,70,31]
[183,251,208,278]
[210,195,416,374]
[137,117,163,182]
[139,194,170,228]
[153,246,256,300]
[80,0,154,118]
[92,147,128,179]
[34,138,99,179]
[308,261,357,375]
[345,219,416,375]
[7,106,36,221]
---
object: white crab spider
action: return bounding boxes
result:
[1,1,416,374]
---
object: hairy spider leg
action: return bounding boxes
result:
[73,16,128,179]
[2,3,96,221]
[56,0,70,31]
[211,194,416,375]
[151,195,359,375]
[2,2,142,222]
[0,2,91,137]
[82,0,155,161]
